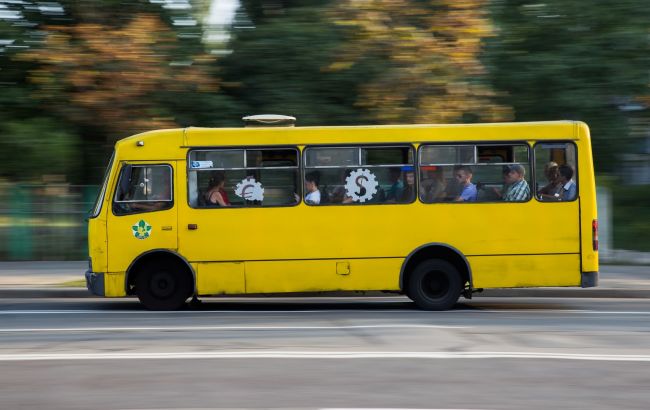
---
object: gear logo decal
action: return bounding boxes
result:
[235,177,265,201]
[132,219,152,240]
[345,168,378,203]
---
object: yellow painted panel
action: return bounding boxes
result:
[105,272,127,297]
[245,259,402,294]
[469,254,581,288]
[196,262,245,295]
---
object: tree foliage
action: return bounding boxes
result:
[220,0,366,125]
[328,0,512,124]
[20,13,220,141]
[486,0,650,173]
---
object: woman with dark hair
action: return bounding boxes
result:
[304,171,321,205]
[205,172,230,206]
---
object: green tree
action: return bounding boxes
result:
[486,0,650,173]
[220,0,366,125]
[5,1,240,182]
[224,0,509,125]
[329,0,512,124]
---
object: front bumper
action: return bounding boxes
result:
[85,270,105,296]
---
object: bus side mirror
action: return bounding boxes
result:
[118,165,132,200]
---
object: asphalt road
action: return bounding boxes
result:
[1,296,649,410]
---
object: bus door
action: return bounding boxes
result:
[107,162,178,274]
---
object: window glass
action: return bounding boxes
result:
[189,148,299,208]
[419,144,531,203]
[304,146,415,205]
[190,150,244,169]
[247,149,298,168]
[91,151,114,218]
[420,145,474,165]
[534,143,577,202]
[362,147,412,165]
[305,147,358,167]
[113,165,173,215]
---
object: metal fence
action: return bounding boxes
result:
[0,183,99,261]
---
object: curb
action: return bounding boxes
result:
[0,287,648,299]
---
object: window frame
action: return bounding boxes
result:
[303,143,416,206]
[186,146,301,209]
[90,151,115,218]
[111,163,174,216]
[532,141,579,203]
[417,141,533,204]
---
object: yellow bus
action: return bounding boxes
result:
[85,117,599,310]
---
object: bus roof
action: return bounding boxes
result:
[115,121,589,160]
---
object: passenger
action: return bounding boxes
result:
[420,166,446,203]
[126,170,172,212]
[330,169,355,204]
[538,161,562,200]
[558,164,577,201]
[399,167,415,202]
[385,167,405,202]
[452,165,477,202]
[205,172,230,206]
[304,171,321,205]
[499,164,530,202]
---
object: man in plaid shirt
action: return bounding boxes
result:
[502,164,530,202]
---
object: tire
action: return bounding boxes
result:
[407,259,462,311]
[135,261,193,310]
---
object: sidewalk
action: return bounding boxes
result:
[0,261,648,299]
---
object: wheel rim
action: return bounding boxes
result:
[149,271,176,299]
[421,270,450,300]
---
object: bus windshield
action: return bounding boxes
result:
[90,151,114,218]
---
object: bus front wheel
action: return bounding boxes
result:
[135,261,192,311]
[408,259,461,311]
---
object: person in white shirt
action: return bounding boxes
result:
[304,171,321,205]
[558,165,577,201]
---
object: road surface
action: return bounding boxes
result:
[0,296,649,410]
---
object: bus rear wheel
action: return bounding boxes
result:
[408,259,461,311]
[135,261,192,311]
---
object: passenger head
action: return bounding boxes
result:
[544,161,559,182]
[405,171,415,186]
[209,172,226,189]
[305,171,320,192]
[453,165,473,186]
[503,164,525,184]
[402,166,415,186]
[558,164,574,183]
[389,167,402,182]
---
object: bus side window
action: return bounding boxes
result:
[534,143,578,202]
[304,146,414,205]
[189,148,300,208]
[419,143,531,203]
[112,164,173,215]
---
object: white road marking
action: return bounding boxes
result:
[321,408,486,410]
[1,309,650,315]
[0,324,467,333]
[1,350,650,362]
[322,408,488,410]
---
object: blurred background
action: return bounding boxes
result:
[0,0,648,261]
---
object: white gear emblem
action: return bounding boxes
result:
[345,168,378,203]
[235,177,264,201]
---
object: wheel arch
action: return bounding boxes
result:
[400,243,472,292]
[125,249,195,296]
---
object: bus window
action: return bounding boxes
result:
[304,146,414,205]
[112,164,173,215]
[419,144,531,202]
[535,142,577,201]
[189,148,300,208]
